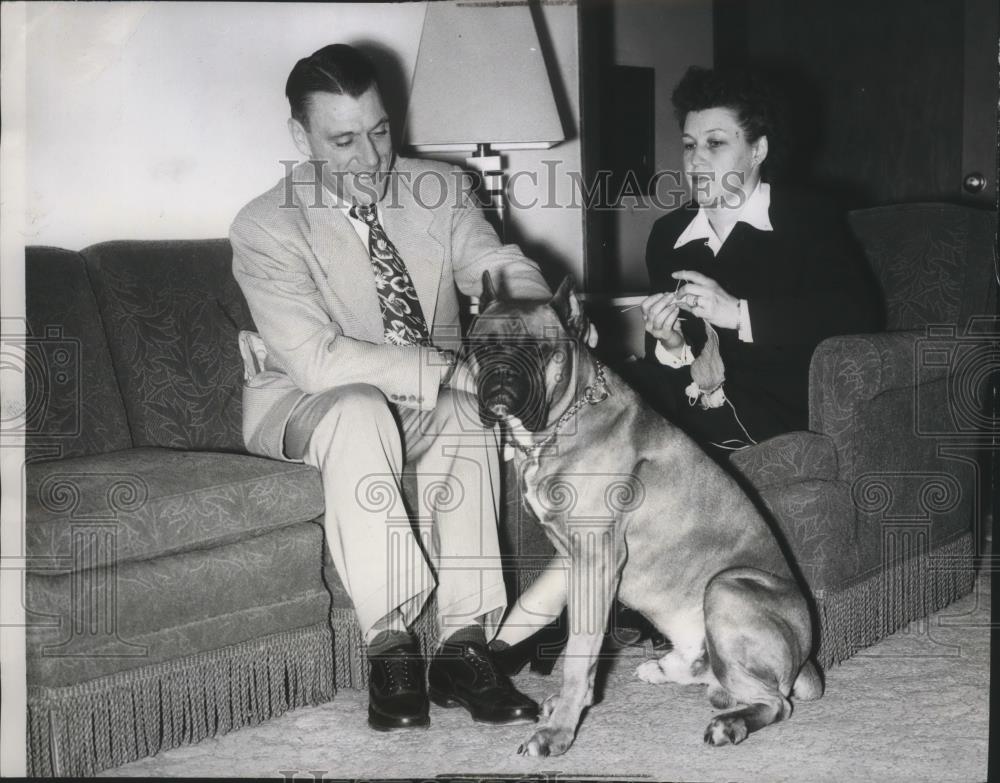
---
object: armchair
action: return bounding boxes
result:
[730,202,996,667]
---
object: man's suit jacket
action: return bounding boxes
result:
[231,156,551,459]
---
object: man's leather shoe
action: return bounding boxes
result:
[427,640,539,724]
[367,642,430,731]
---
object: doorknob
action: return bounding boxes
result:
[963,172,987,193]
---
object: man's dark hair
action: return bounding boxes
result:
[286,44,380,129]
[671,66,785,178]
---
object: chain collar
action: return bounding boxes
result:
[509,360,610,461]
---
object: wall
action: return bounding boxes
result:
[590,0,714,293]
[21,2,583,280]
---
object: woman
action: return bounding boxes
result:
[488,66,884,666]
[628,65,882,451]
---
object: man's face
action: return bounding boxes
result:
[289,86,394,206]
[681,106,764,209]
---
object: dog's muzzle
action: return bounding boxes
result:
[473,344,550,432]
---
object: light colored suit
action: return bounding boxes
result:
[231,156,550,640]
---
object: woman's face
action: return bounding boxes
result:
[681,106,766,209]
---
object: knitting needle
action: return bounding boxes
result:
[620,302,686,321]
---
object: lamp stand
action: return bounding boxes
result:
[465,143,506,241]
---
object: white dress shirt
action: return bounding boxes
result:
[323,187,372,246]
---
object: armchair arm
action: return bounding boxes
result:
[730,431,840,489]
[808,331,939,480]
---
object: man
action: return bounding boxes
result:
[230,44,551,731]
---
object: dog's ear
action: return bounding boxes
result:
[549,276,589,341]
[480,270,499,312]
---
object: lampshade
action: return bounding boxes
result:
[404,0,565,151]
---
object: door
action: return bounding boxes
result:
[961,0,998,205]
[710,0,998,207]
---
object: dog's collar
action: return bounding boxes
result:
[510,359,610,461]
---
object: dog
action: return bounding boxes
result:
[466,272,823,757]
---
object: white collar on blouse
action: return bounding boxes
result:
[674,181,773,256]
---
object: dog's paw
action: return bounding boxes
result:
[636,659,669,684]
[540,694,561,719]
[517,725,575,757]
[703,715,748,746]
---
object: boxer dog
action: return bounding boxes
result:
[466,272,823,757]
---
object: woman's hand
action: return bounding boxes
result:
[640,292,685,350]
[671,270,740,330]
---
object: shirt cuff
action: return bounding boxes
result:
[738,299,754,343]
[654,340,694,368]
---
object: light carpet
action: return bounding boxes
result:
[104,574,990,782]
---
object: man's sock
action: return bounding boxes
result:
[366,611,412,656]
[441,623,487,648]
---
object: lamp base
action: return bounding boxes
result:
[465,143,506,241]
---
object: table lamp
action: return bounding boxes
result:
[404,0,565,240]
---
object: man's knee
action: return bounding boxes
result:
[285,383,394,459]
[328,383,392,416]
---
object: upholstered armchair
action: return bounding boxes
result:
[729,202,996,667]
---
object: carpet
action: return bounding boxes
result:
[103,574,990,782]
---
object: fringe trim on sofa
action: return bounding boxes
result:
[814,533,976,669]
[27,622,335,778]
[26,535,976,776]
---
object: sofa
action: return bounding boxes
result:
[20,202,994,776]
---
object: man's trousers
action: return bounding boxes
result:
[246,376,507,642]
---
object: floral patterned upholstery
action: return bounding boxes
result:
[82,240,255,452]
[26,519,332,688]
[847,203,996,330]
[807,331,924,479]
[25,448,324,568]
[24,248,133,463]
[729,431,839,487]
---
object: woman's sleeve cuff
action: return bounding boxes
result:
[654,340,694,367]
[738,299,754,343]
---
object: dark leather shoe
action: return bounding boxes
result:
[367,642,429,731]
[607,601,647,648]
[428,640,539,724]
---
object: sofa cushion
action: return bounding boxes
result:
[26,520,334,688]
[26,447,324,568]
[24,247,132,462]
[82,239,255,452]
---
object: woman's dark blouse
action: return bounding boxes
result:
[644,187,884,440]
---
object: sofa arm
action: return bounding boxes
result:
[808,331,934,478]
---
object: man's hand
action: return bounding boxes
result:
[671,270,740,330]
[641,292,685,350]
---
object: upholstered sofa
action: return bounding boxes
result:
[21,202,993,776]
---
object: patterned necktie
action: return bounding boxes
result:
[349,203,430,346]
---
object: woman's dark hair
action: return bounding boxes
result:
[286,44,380,129]
[671,66,785,178]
